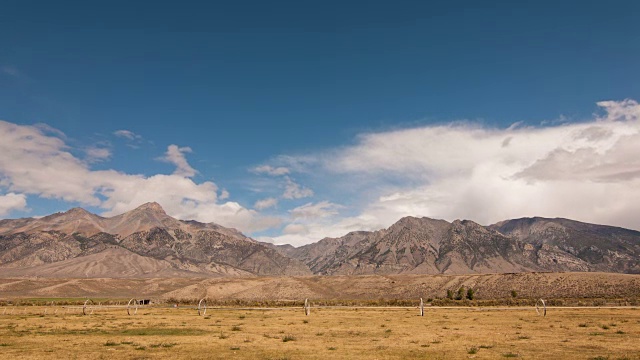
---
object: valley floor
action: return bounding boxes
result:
[1,272,640,302]
[1,306,639,359]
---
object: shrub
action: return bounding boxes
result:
[467,288,475,300]
[446,289,454,300]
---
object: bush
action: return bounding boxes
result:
[467,288,475,300]
[511,290,518,298]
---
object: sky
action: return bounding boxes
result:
[1,1,639,246]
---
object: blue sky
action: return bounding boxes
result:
[1,1,639,245]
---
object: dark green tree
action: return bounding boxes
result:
[455,286,465,300]
[446,289,454,300]
[466,288,475,300]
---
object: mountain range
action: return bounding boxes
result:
[0,203,310,278]
[1,203,639,278]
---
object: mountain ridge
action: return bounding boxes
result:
[280,215,640,275]
[0,202,310,277]
[1,206,639,278]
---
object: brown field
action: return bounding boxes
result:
[1,272,640,359]
[1,272,640,302]
[1,305,640,359]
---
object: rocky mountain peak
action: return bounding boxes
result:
[0,202,313,277]
[63,207,99,218]
[130,202,167,215]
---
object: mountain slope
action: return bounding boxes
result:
[285,216,640,275]
[3,206,640,278]
[0,203,311,277]
[490,217,640,274]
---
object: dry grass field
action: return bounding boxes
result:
[1,304,640,359]
[2,272,640,302]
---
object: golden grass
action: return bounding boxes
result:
[1,305,639,359]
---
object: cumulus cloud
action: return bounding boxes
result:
[252,165,290,176]
[254,197,278,210]
[265,99,640,246]
[282,177,314,199]
[0,193,27,216]
[159,145,198,178]
[596,99,640,122]
[0,120,273,232]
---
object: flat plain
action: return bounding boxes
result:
[1,305,640,359]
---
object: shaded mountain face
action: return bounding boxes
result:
[490,217,640,274]
[0,203,311,278]
[283,216,640,275]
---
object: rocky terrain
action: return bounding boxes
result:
[0,203,310,277]
[282,216,640,275]
[1,204,639,278]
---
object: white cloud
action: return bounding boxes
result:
[282,223,309,235]
[84,146,112,162]
[113,129,141,140]
[264,201,351,246]
[0,193,27,216]
[290,201,341,220]
[267,99,640,246]
[159,145,198,178]
[250,165,315,202]
[282,177,314,199]
[596,99,640,122]
[0,120,274,233]
[219,189,230,200]
[254,197,278,210]
[252,165,290,176]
